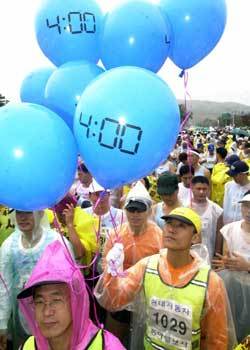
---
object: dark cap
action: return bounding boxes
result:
[208,144,215,151]
[157,172,179,195]
[227,160,249,177]
[226,154,240,166]
[125,200,148,212]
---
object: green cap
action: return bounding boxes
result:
[157,172,179,195]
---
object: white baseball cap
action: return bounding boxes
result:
[89,179,110,193]
[239,193,250,203]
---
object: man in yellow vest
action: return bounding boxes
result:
[16,241,125,350]
[95,207,236,350]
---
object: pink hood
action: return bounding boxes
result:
[18,240,125,349]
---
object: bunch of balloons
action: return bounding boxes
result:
[0,0,227,209]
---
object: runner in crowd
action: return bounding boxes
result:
[213,191,250,342]
[178,165,194,207]
[95,207,236,350]
[188,149,211,180]
[0,211,74,349]
[211,147,230,207]
[204,144,217,173]
[223,161,250,225]
[102,182,163,346]
[17,241,125,350]
[188,176,224,260]
[152,172,181,229]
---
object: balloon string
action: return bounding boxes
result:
[51,208,77,267]
[180,70,192,130]
[86,282,103,328]
[180,70,194,206]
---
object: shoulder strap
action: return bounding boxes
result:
[86,329,104,349]
[21,336,35,350]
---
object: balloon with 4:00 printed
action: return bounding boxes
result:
[74,67,180,189]
[35,0,103,66]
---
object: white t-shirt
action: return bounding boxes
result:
[204,153,217,170]
[194,165,208,177]
[190,200,223,261]
[178,182,192,207]
[223,181,250,225]
[221,220,250,261]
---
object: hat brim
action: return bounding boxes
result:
[161,214,196,230]
[125,200,148,212]
[17,280,65,299]
[158,187,178,196]
[226,170,235,177]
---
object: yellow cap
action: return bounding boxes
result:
[161,207,202,234]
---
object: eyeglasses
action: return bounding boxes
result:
[33,298,66,311]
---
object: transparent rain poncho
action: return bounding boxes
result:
[18,240,125,350]
[219,270,250,343]
[0,211,73,349]
[219,219,250,342]
[95,248,237,350]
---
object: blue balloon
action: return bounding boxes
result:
[45,61,104,129]
[160,0,227,69]
[20,67,55,106]
[74,67,180,189]
[0,103,78,210]
[35,0,103,66]
[101,0,171,73]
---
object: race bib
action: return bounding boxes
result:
[148,297,192,350]
[99,227,111,255]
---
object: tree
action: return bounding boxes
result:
[178,104,193,124]
[219,112,232,127]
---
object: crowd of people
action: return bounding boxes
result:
[0,127,250,350]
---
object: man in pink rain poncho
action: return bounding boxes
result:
[17,240,125,350]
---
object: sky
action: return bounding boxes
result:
[0,0,250,105]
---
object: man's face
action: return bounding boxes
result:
[192,183,209,203]
[190,154,199,166]
[16,211,35,233]
[181,173,193,188]
[161,190,178,206]
[34,284,72,340]
[241,202,250,223]
[163,219,196,251]
[78,170,92,187]
[89,191,110,214]
[126,208,149,230]
[233,173,247,185]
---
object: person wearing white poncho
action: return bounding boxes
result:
[213,191,250,342]
[0,210,73,350]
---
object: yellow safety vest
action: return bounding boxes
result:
[22,329,104,349]
[143,255,210,350]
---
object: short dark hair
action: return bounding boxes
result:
[179,165,195,177]
[178,152,188,163]
[143,177,151,191]
[216,147,227,159]
[78,163,89,173]
[191,176,209,186]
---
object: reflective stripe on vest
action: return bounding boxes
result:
[143,254,210,350]
[22,329,104,350]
